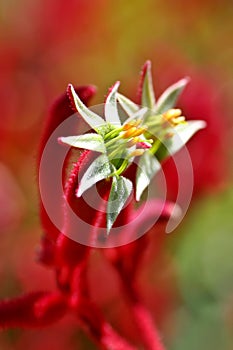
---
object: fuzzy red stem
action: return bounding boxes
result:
[0,292,67,329]
[73,301,137,350]
[110,235,166,350]
[62,151,136,349]
[38,86,96,241]
[119,271,166,350]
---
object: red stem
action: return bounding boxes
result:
[74,301,137,350]
[64,151,135,349]
[118,271,166,350]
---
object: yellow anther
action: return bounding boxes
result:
[122,123,133,131]
[122,119,141,131]
[128,149,145,158]
[163,108,182,120]
[171,116,186,124]
[130,126,148,137]
[163,108,186,126]
[122,127,137,138]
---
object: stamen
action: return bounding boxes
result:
[122,127,137,138]
[104,127,122,140]
[171,116,185,124]
[163,109,182,120]
[130,126,148,137]
[105,134,122,147]
[122,119,141,131]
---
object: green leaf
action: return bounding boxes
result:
[68,84,106,132]
[59,133,106,153]
[107,176,133,234]
[141,61,156,110]
[163,120,206,157]
[136,151,161,201]
[117,93,139,118]
[105,81,121,126]
[77,154,113,197]
[155,77,190,114]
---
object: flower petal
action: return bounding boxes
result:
[155,77,190,114]
[124,107,148,125]
[107,176,133,234]
[77,154,113,197]
[140,60,156,110]
[136,151,161,201]
[58,133,106,153]
[163,120,206,157]
[117,93,139,118]
[67,84,106,131]
[105,81,121,125]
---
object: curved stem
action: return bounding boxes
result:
[118,271,166,350]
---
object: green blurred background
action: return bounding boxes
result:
[0,0,233,349]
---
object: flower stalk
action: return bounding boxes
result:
[0,61,207,350]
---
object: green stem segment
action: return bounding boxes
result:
[108,158,129,178]
[149,139,161,155]
[104,127,123,142]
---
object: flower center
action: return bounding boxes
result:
[103,108,186,177]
